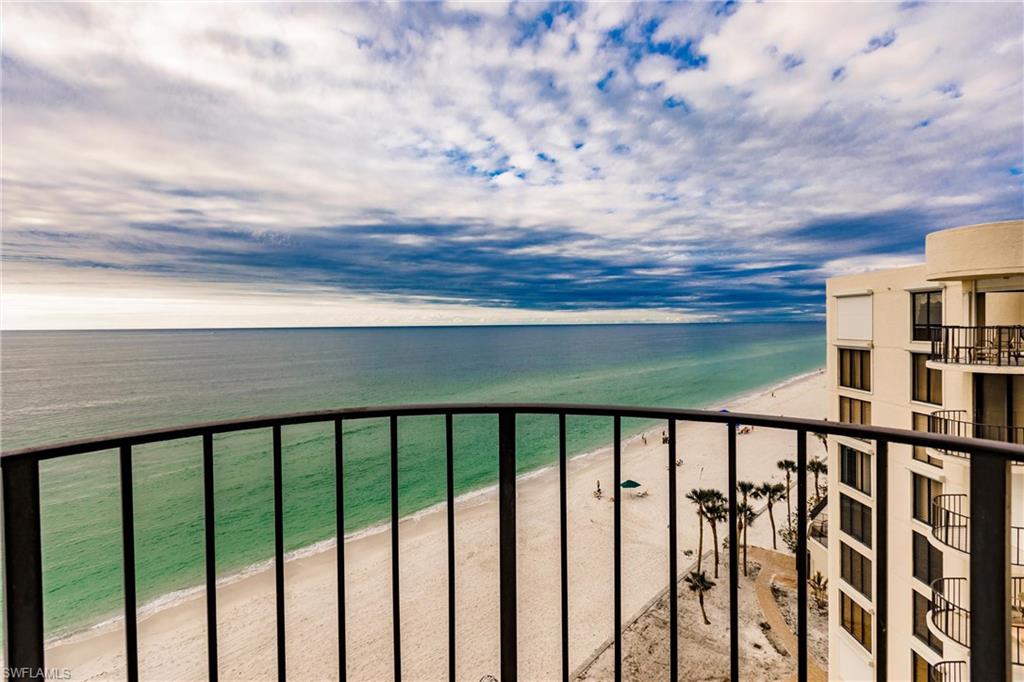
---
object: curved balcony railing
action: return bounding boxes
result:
[931,494,970,553]
[929,410,1024,459]
[931,577,970,647]
[930,660,966,682]
[930,325,1024,367]
[2,403,1023,681]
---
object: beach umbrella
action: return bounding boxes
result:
[620,479,642,489]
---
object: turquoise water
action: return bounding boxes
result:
[0,323,823,639]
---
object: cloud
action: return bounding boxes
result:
[1,1,1021,328]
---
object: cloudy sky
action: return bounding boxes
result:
[2,1,1022,329]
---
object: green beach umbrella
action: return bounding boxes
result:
[620,479,642,489]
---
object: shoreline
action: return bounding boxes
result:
[46,367,828,680]
[46,366,825,649]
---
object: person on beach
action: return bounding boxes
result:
[594,480,602,499]
[642,433,647,445]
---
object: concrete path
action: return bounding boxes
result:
[748,546,828,682]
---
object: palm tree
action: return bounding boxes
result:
[736,500,757,576]
[777,459,797,529]
[685,570,716,625]
[703,492,727,579]
[807,458,827,501]
[813,432,828,453]
[757,482,786,550]
[809,571,828,611]
[737,480,756,508]
[686,488,713,572]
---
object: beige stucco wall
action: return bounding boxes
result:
[925,220,1024,281]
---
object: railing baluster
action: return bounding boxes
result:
[1,456,44,673]
[202,433,219,682]
[446,413,456,682]
[727,422,739,682]
[874,440,888,682]
[795,431,807,682]
[272,425,286,681]
[613,416,622,682]
[970,449,1010,681]
[667,419,678,681]
[335,419,347,682]
[559,413,569,682]
[498,410,518,682]
[390,415,402,681]
[119,445,140,682]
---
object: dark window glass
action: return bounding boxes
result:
[839,348,872,390]
[913,291,943,341]
[913,591,943,654]
[840,396,872,426]
[840,445,871,494]
[913,353,943,405]
[840,591,872,651]
[911,650,933,682]
[912,413,943,467]
[912,531,943,585]
[912,474,943,524]
[841,542,872,598]
[840,493,872,547]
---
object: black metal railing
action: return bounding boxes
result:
[929,410,1024,458]
[932,494,970,553]
[809,517,827,547]
[3,403,1024,682]
[931,577,970,648]
[931,325,1024,367]
[931,660,967,682]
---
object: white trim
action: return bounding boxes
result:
[834,289,873,298]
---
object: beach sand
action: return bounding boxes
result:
[47,369,827,681]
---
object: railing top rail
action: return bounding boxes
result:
[4,402,1024,464]
[935,324,1024,329]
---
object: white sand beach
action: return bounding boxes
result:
[47,369,827,681]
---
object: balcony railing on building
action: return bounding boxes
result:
[930,325,1024,367]
[928,410,1024,459]
[2,403,1023,682]
[930,659,967,682]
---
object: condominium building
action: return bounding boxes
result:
[825,220,1023,681]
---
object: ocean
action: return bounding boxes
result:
[0,323,824,640]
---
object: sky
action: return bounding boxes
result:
[2,1,1022,330]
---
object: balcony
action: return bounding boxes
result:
[931,577,970,648]
[930,325,1024,368]
[929,409,1024,458]
[931,660,967,682]
[2,403,1022,681]
[932,494,970,553]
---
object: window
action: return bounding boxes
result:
[839,396,872,426]
[839,348,871,391]
[841,493,872,547]
[913,591,943,654]
[840,445,871,494]
[912,353,942,405]
[840,591,872,651]
[912,413,942,467]
[912,531,943,586]
[912,650,934,682]
[837,294,873,341]
[912,473,943,524]
[841,542,872,598]
[912,291,943,342]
